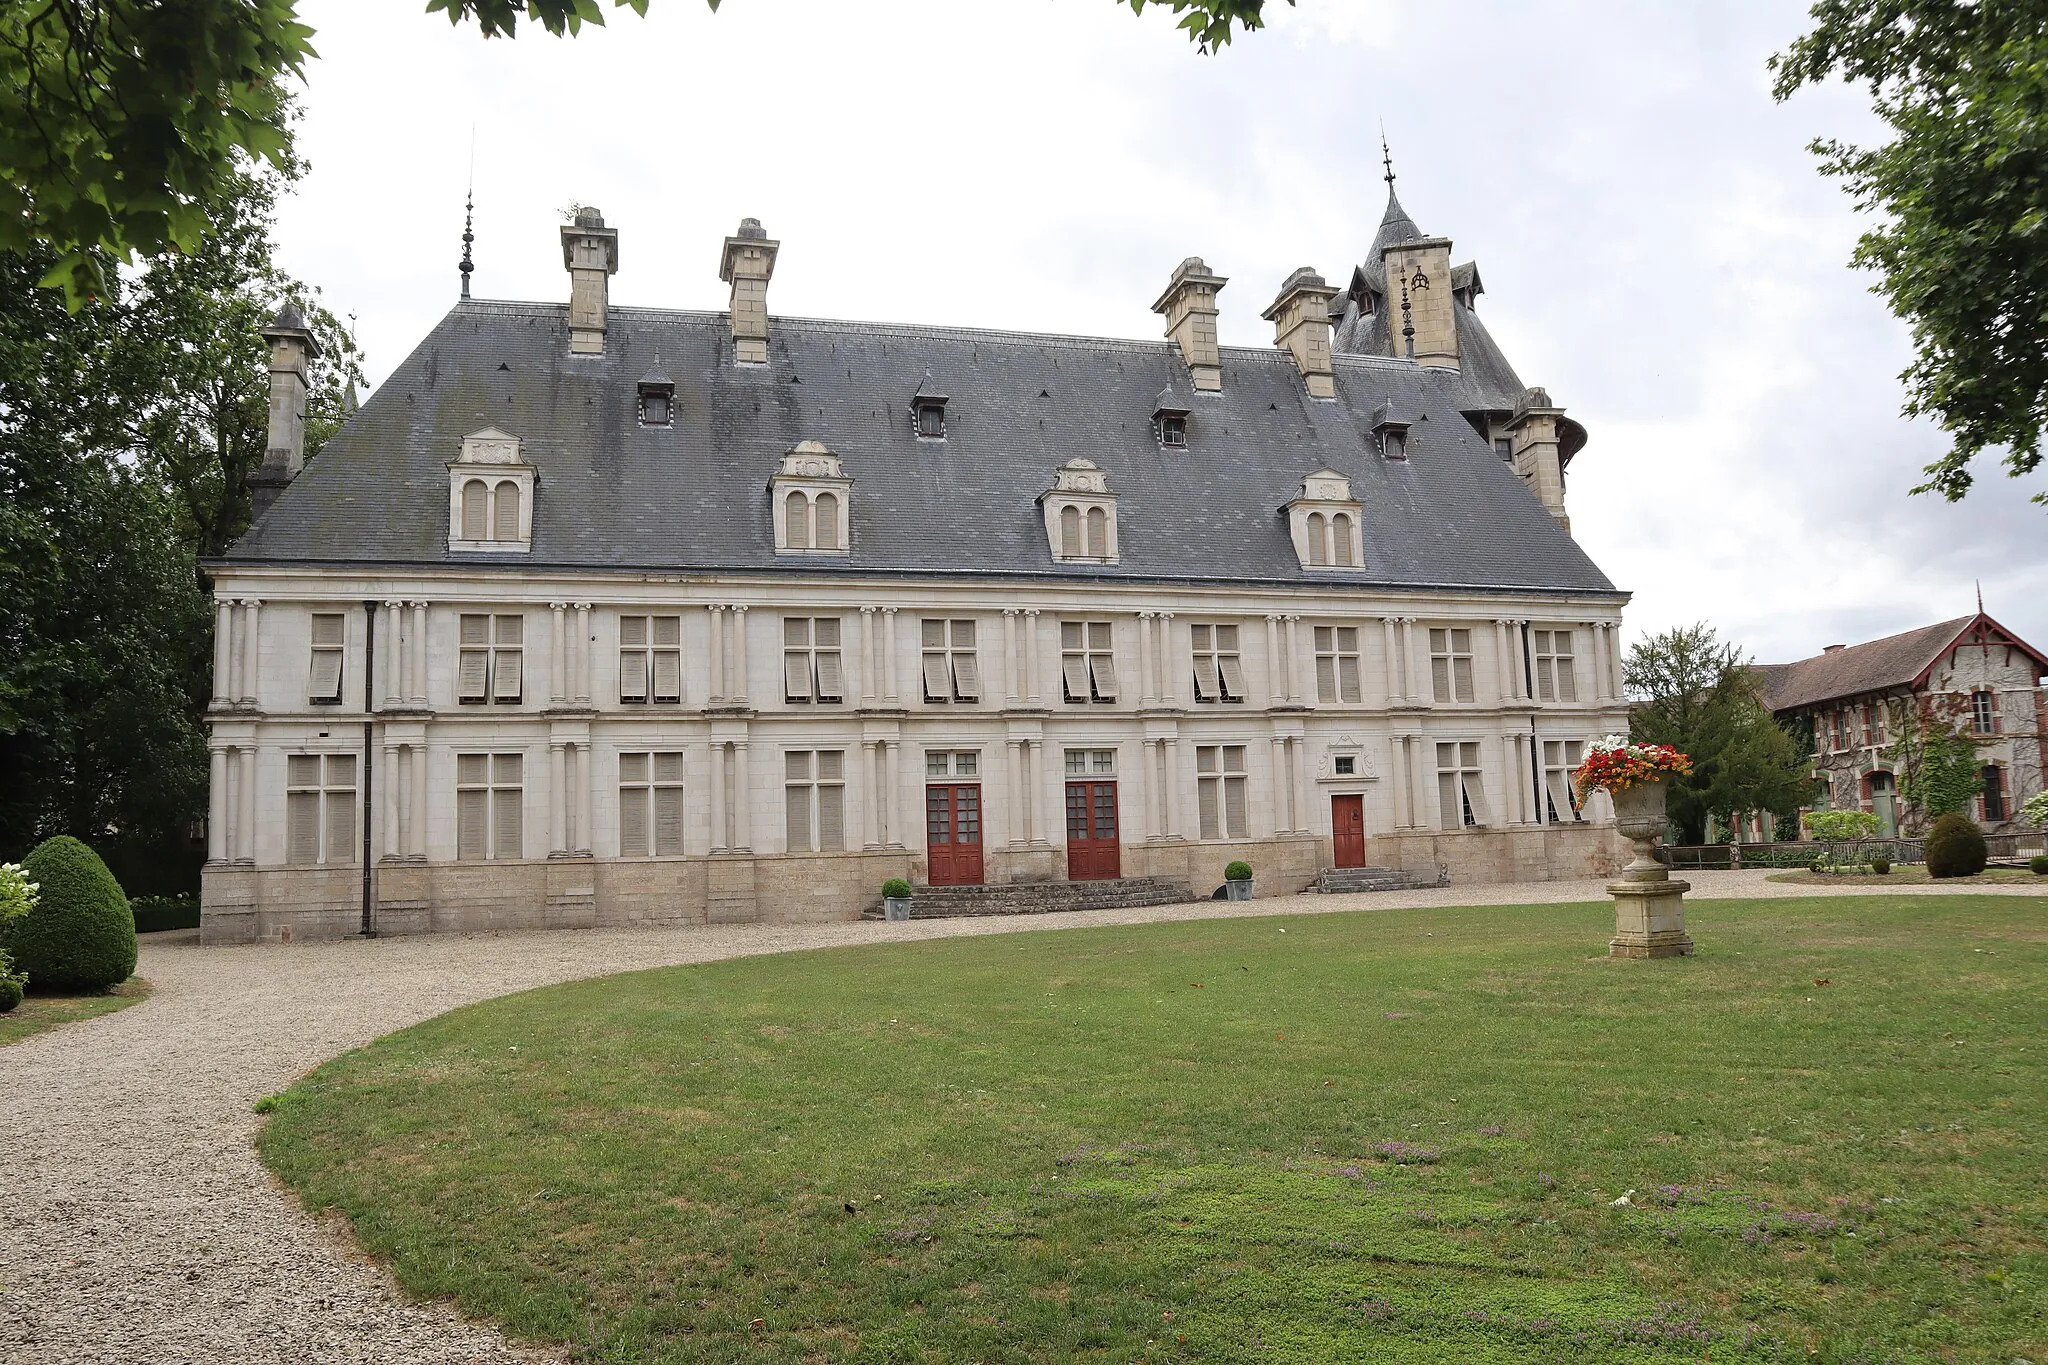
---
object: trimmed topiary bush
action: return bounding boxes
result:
[1224,860,1253,882]
[1870,854,1891,875]
[7,837,137,992]
[1923,813,1988,880]
[881,878,912,901]
[2031,854,2048,876]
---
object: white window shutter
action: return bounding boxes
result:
[654,786,684,855]
[1218,655,1246,700]
[1315,656,1337,703]
[326,793,355,863]
[287,792,320,864]
[1090,652,1119,701]
[1463,775,1491,827]
[457,789,486,860]
[818,785,845,851]
[309,649,343,702]
[461,480,487,540]
[1198,780,1220,840]
[1339,656,1362,703]
[493,650,522,702]
[1438,773,1460,829]
[1556,654,1577,702]
[951,651,981,701]
[785,651,812,701]
[460,614,489,646]
[1431,657,1452,703]
[288,754,322,788]
[1225,775,1248,838]
[620,786,649,857]
[654,752,685,784]
[620,651,648,701]
[493,481,520,541]
[620,752,648,784]
[922,653,950,701]
[1193,656,1220,701]
[653,615,681,647]
[493,790,521,860]
[458,649,488,700]
[1061,654,1088,701]
[1454,657,1475,703]
[815,650,844,701]
[652,651,681,702]
[786,788,811,852]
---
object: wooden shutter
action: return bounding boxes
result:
[326,791,355,863]
[1339,656,1361,703]
[1198,778,1220,840]
[1192,655,1219,701]
[287,792,320,864]
[817,784,845,851]
[1438,772,1460,829]
[786,784,811,852]
[1316,655,1337,702]
[1218,654,1245,701]
[1431,657,1452,703]
[1089,651,1118,702]
[654,753,684,785]
[922,653,951,701]
[1453,657,1475,703]
[818,750,844,781]
[620,648,647,701]
[652,650,681,703]
[951,650,980,701]
[493,787,521,860]
[815,649,844,701]
[785,650,812,701]
[457,753,488,785]
[493,481,520,541]
[458,615,489,700]
[785,491,810,549]
[620,752,648,784]
[653,615,681,647]
[1225,774,1248,838]
[493,648,522,702]
[814,492,839,550]
[1061,654,1088,701]
[1554,632,1576,702]
[1462,774,1491,827]
[923,619,946,648]
[1060,505,1079,555]
[620,785,649,857]
[288,754,321,788]
[654,785,684,855]
[1546,770,1575,823]
[457,789,486,860]
[1086,508,1107,556]
[461,479,487,540]
[1332,514,1355,564]
[308,649,343,702]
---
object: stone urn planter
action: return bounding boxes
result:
[1600,776,1693,958]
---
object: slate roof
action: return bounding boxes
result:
[224,299,1619,596]
[1759,616,1985,712]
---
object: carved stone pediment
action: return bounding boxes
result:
[455,427,528,467]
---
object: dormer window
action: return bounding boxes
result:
[639,386,672,427]
[1152,385,1192,449]
[1283,468,1364,571]
[770,440,853,556]
[448,427,535,553]
[1370,403,1417,462]
[911,373,947,440]
[1040,458,1119,564]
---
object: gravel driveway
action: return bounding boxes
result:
[3,871,2040,1364]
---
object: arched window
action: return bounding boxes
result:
[493,480,520,541]
[813,492,839,550]
[462,479,489,541]
[786,490,811,550]
[1060,504,1080,555]
[1331,513,1354,565]
[1306,512,1328,565]
[1085,507,1107,557]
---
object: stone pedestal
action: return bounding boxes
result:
[1605,776,1694,959]
[1607,876,1694,958]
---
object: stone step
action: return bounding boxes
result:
[1308,865,1447,895]
[862,876,1195,921]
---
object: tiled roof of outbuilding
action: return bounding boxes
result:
[1761,616,1980,712]
[224,300,1618,595]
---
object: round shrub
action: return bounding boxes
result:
[0,955,23,1012]
[1870,854,1891,875]
[2031,854,2048,876]
[881,878,912,901]
[7,837,136,991]
[1923,813,1987,880]
[1224,860,1254,882]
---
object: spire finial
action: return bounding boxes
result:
[459,128,476,301]
[1398,271,1415,360]
[1976,579,1984,614]
[1380,123,1395,188]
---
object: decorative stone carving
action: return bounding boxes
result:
[770,440,852,555]
[1040,459,1119,563]
[1282,468,1364,570]
[447,426,535,552]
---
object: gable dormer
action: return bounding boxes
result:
[1283,468,1363,569]
[771,439,852,554]
[448,426,535,553]
[1040,458,1119,563]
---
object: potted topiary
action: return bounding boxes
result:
[1223,861,1254,901]
[881,878,913,922]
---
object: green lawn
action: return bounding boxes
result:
[259,895,2048,1363]
[0,977,149,1048]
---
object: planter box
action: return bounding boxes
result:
[1224,879,1253,901]
[883,897,912,922]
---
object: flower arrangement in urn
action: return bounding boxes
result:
[1572,735,1694,801]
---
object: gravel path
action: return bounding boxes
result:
[3,871,2041,1363]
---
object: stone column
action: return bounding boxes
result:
[1293,736,1313,834]
[550,603,568,703]
[410,601,429,704]
[207,746,228,863]
[381,601,403,707]
[396,746,413,856]
[884,740,903,848]
[1023,610,1041,703]
[1414,734,1436,829]
[731,606,749,706]
[237,746,256,864]
[1403,619,1427,704]
[574,603,592,703]
[574,742,592,855]
[1137,612,1156,706]
[1381,616,1402,703]
[212,600,234,705]
[1508,620,1529,700]
[1266,615,1285,704]
[882,608,899,704]
[855,742,875,850]
[382,742,401,858]
[709,742,727,853]
[1284,616,1302,704]
[859,607,877,705]
[1268,736,1288,836]
[238,599,261,704]
[1032,740,1051,845]
[410,745,428,858]
[1000,610,1019,706]
[733,740,752,851]
[1161,737,1180,839]
[1157,613,1177,707]
[708,606,726,703]
[549,742,568,855]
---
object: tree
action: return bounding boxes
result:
[1624,624,1819,845]
[3,0,1285,307]
[1772,3,2048,510]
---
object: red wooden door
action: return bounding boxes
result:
[926,784,984,886]
[1065,781,1121,880]
[1331,794,1367,868]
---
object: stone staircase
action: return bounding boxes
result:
[861,876,1194,921]
[1306,864,1448,895]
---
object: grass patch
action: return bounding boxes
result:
[260,895,2048,1362]
[1767,867,2042,886]
[0,977,149,1048]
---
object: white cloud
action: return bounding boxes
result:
[275,0,2048,665]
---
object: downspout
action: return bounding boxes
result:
[362,599,377,938]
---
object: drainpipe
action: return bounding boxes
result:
[362,599,377,938]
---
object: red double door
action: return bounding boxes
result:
[1065,781,1121,880]
[1332,794,1367,868]
[926,783,984,886]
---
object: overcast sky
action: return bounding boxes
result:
[274,0,2048,666]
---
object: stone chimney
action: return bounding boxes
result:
[1151,257,1228,392]
[559,206,619,356]
[719,218,780,365]
[1260,267,1339,399]
[1382,233,1459,369]
[1507,386,1569,531]
[246,302,321,522]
